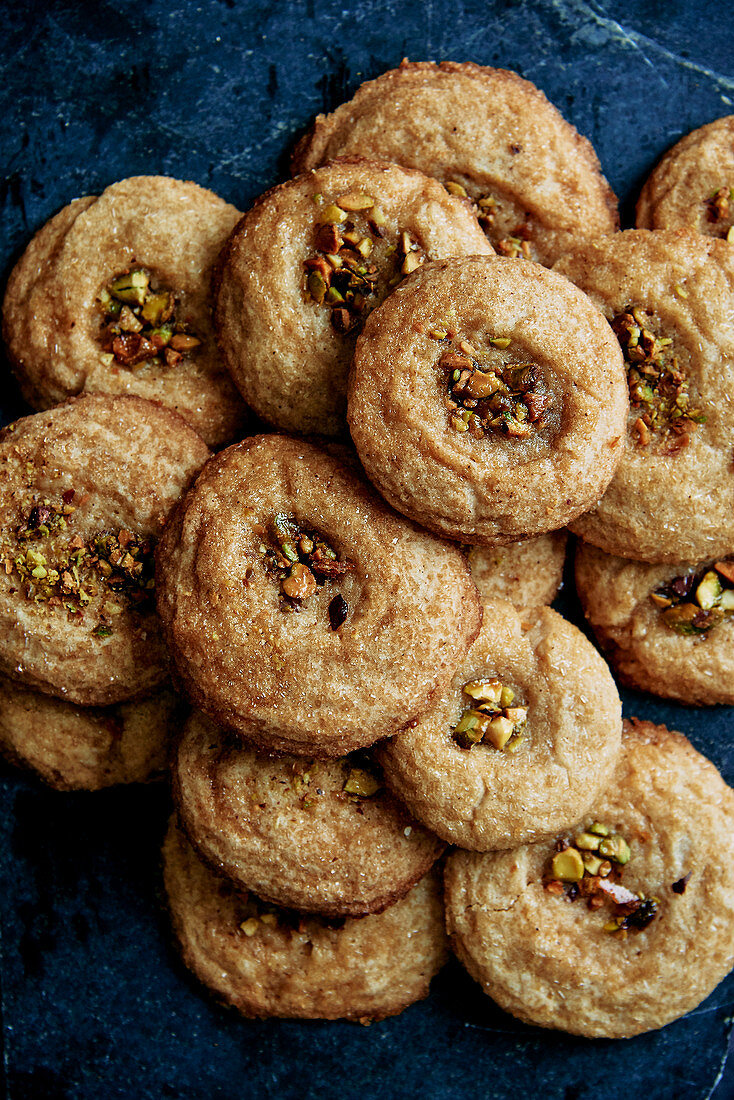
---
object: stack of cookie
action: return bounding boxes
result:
[2,59,734,1040]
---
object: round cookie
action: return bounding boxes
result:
[214,156,492,437]
[576,541,734,705]
[466,531,567,608]
[173,711,444,917]
[0,395,209,705]
[292,60,618,267]
[444,719,734,1038]
[0,677,183,791]
[555,229,734,563]
[2,176,247,446]
[156,434,482,756]
[163,817,448,1021]
[348,255,628,545]
[636,116,734,240]
[378,599,621,851]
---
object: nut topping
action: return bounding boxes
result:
[452,678,527,751]
[651,558,734,636]
[98,268,201,370]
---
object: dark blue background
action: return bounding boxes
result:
[1,1,734,1097]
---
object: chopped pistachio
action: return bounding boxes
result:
[240,918,260,937]
[336,192,375,211]
[599,835,631,864]
[344,768,381,797]
[319,203,347,224]
[589,822,611,837]
[575,832,601,851]
[490,337,511,349]
[445,181,468,198]
[109,269,149,305]
[582,853,604,875]
[463,678,502,703]
[551,848,584,882]
[696,571,723,610]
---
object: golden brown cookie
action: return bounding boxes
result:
[292,60,618,266]
[0,395,209,705]
[163,817,448,1021]
[156,434,481,756]
[555,229,734,563]
[576,541,734,705]
[636,116,734,241]
[214,156,492,437]
[378,599,621,851]
[348,255,627,545]
[0,677,183,790]
[2,176,247,446]
[466,531,567,608]
[173,711,444,916]
[445,719,734,1038]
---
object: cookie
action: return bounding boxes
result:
[348,255,628,545]
[466,531,567,608]
[0,677,182,790]
[156,434,481,756]
[378,599,621,851]
[445,719,734,1038]
[0,395,209,705]
[173,711,444,917]
[636,116,734,241]
[2,176,247,446]
[556,230,734,562]
[292,60,618,267]
[214,156,492,437]
[576,541,734,705]
[163,817,448,1021]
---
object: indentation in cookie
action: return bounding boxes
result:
[437,331,550,439]
[303,191,425,336]
[452,677,527,752]
[610,306,704,450]
[258,511,355,626]
[445,181,536,260]
[651,558,734,636]
[98,267,203,371]
[2,491,156,636]
[544,821,663,937]
[704,186,734,240]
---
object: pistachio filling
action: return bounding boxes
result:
[651,558,734,636]
[436,333,550,438]
[545,822,661,936]
[303,192,426,334]
[610,308,704,449]
[261,513,354,626]
[98,268,201,369]
[704,186,734,242]
[444,182,533,258]
[1,494,155,629]
[452,678,527,751]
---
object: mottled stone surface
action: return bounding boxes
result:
[1,1,733,1096]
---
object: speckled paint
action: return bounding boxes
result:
[1,1,733,1097]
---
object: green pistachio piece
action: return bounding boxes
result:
[720,589,734,611]
[551,848,584,882]
[589,822,610,836]
[109,270,150,305]
[343,768,381,797]
[599,835,631,864]
[484,715,515,750]
[499,686,515,707]
[319,204,347,224]
[582,853,604,875]
[141,292,172,325]
[662,602,709,635]
[445,182,468,198]
[575,832,601,851]
[696,571,723,610]
[463,679,502,703]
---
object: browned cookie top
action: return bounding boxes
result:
[156,434,482,756]
[445,719,734,1038]
[214,156,492,437]
[466,531,567,608]
[0,395,209,705]
[378,600,621,851]
[174,711,444,917]
[292,60,618,266]
[556,229,734,563]
[348,255,628,545]
[576,541,734,706]
[164,817,448,1021]
[637,115,734,241]
[2,176,247,446]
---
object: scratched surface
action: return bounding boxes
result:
[1,1,733,1097]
